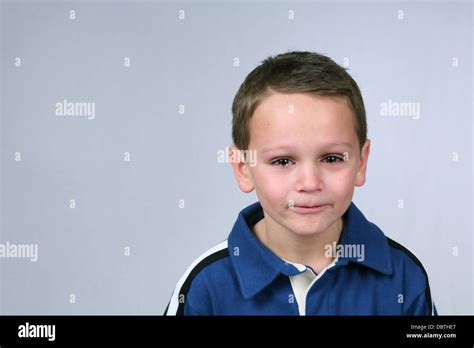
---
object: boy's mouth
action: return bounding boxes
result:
[291,204,328,214]
[294,202,327,208]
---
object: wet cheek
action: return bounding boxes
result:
[327,171,354,196]
[254,171,290,204]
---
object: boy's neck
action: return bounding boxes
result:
[252,214,344,274]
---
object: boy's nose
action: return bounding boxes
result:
[294,164,324,192]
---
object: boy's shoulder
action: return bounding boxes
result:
[361,218,433,312]
[366,218,430,282]
[342,203,429,274]
[164,240,233,315]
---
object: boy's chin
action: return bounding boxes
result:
[284,220,331,237]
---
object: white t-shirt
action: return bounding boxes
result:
[284,257,339,315]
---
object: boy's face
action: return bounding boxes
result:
[230,92,370,236]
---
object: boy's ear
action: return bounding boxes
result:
[355,139,370,187]
[229,145,255,193]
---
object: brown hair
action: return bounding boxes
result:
[231,51,367,151]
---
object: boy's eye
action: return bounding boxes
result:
[271,158,294,167]
[322,155,344,164]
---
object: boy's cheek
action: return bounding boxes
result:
[254,177,289,203]
[330,166,359,185]
[259,179,288,199]
[331,176,356,197]
[252,168,283,186]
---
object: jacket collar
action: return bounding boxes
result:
[228,201,392,300]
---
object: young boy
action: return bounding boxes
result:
[164,51,437,315]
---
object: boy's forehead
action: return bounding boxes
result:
[249,93,357,149]
[255,92,348,110]
[260,141,354,154]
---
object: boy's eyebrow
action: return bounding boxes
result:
[261,142,353,153]
[326,142,354,149]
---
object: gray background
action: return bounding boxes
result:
[0,0,472,314]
